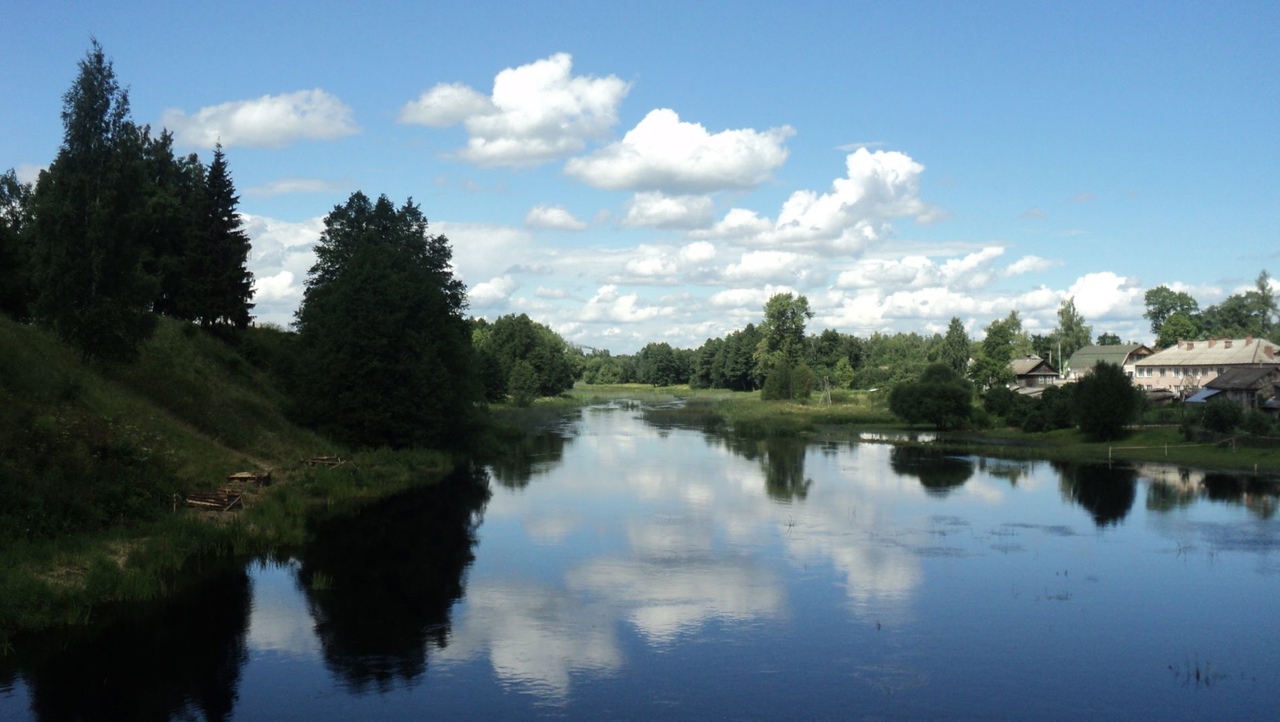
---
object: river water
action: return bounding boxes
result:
[3,401,1280,720]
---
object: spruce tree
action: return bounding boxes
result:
[196,144,254,328]
[139,130,205,319]
[30,40,157,361]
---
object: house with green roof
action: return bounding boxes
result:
[1064,344,1154,381]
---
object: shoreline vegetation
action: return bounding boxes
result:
[3,322,1278,646]
[0,314,463,647]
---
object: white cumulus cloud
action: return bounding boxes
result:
[723,250,822,286]
[163,89,359,149]
[621,192,715,229]
[692,148,935,255]
[565,108,793,194]
[524,205,588,231]
[1067,272,1145,319]
[470,275,519,308]
[400,53,630,167]
[581,285,671,323]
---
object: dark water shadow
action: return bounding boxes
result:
[1202,473,1279,520]
[298,465,491,694]
[485,427,573,489]
[889,446,975,497]
[4,563,250,722]
[1054,462,1138,527]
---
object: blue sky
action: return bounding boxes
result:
[4,1,1276,352]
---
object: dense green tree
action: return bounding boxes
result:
[790,362,815,401]
[689,337,723,389]
[292,192,477,448]
[580,348,630,385]
[760,359,793,401]
[755,293,812,379]
[888,363,974,430]
[136,130,203,320]
[185,144,254,328]
[1155,312,1201,349]
[968,311,1024,390]
[636,341,684,386]
[1096,331,1122,345]
[938,317,971,377]
[855,331,932,389]
[30,40,157,362]
[1143,286,1199,335]
[0,169,34,319]
[1199,294,1255,339]
[1073,361,1137,440]
[1052,296,1092,361]
[1254,270,1277,338]
[832,356,856,389]
[474,313,578,401]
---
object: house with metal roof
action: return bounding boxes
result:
[1133,336,1280,396]
[1064,343,1154,381]
[1009,356,1058,388]
[1185,367,1280,412]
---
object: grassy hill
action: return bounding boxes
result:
[0,315,453,642]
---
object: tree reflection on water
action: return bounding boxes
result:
[1055,461,1138,527]
[299,465,491,693]
[888,446,975,496]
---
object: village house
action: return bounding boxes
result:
[1064,343,1154,381]
[1010,355,1058,388]
[1132,336,1280,397]
[1185,366,1280,413]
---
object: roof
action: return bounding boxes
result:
[1185,388,1222,404]
[1135,337,1280,367]
[1066,344,1152,371]
[1206,366,1280,390]
[1010,357,1057,376]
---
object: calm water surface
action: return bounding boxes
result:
[4,401,1280,720]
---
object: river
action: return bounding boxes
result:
[3,400,1279,720]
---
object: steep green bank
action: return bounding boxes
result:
[0,315,457,643]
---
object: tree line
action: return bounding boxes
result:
[1,41,254,363]
[1142,272,1277,348]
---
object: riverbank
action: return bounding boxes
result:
[535,383,1280,475]
[0,316,463,645]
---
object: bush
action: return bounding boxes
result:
[1243,410,1275,436]
[790,363,814,401]
[888,363,974,430]
[1202,398,1243,434]
[761,360,792,401]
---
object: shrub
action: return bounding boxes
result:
[888,363,974,430]
[1243,410,1274,436]
[1202,398,1243,434]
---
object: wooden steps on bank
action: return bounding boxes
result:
[182,470,272,512]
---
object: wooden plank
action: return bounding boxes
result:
[303,456,345,468]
